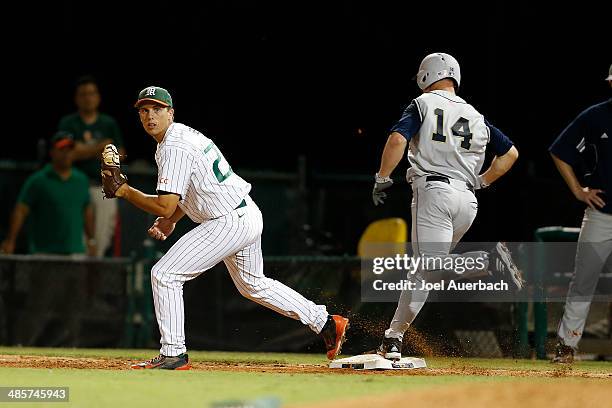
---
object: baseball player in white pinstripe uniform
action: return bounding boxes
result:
[109,86,348,370]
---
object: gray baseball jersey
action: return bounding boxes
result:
[405,90,489,187]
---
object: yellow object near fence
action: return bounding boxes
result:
[357,218,408,258]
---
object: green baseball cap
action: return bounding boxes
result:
[134,86,173,108]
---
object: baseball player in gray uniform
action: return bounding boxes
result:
[108,86,348,370]
[549,64,612,363]
[371,53,522,360]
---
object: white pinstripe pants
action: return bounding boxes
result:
[151,196,329,356]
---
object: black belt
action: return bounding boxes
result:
[235,199,247,210]
[425,175,475,194]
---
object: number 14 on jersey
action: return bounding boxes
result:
[432,108,473,150]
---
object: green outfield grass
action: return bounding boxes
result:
[0,347,610,407]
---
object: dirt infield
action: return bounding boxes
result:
[1,354,611,379]
[297,382,612,408]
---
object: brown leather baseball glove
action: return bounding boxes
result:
[100,144,127,198]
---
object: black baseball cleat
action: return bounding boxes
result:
[131,353,191,370]
[489,242,524,290]
[377,336,402,360]
[551,343,575,364]
[320,315,349,360]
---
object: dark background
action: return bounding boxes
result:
[4,0,610,243]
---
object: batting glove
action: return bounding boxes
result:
[372,173,393,206]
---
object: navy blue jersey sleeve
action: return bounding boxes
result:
[548,110,589,167]
[484,119,513,156]
[390,100,422,141]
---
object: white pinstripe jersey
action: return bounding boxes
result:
[407,90,489,187]
[155,122,251,223]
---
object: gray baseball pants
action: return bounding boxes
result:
[557,207,612,350]
[385,177,490,340]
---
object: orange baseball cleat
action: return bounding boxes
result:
[321,315,350,360]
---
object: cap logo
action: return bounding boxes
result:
[145,87,156,96]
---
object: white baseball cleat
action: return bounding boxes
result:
[490,242,524,290]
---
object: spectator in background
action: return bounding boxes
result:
[0,131,93,346]
[58,76,125,257]
[1,131,94,255]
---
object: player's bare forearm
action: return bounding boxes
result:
[480,146,519,185]
[167,206,186,223]
[116,184,179,218]
[551,153,605,209]
[550,153,583,196]
[378,132,407,177]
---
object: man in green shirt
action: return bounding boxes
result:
[1,131,93,346]
[1,132,94,255]
[58,76,125,257]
